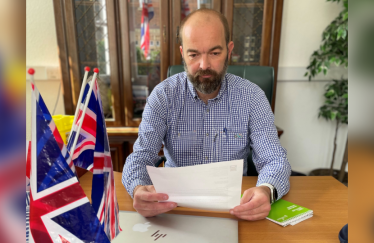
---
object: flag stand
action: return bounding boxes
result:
[28,68,35,85]
[69,66,91,142]
[69,68,99,158]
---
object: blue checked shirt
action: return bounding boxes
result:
[122,72,291,199]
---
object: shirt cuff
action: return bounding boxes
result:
[127,179,153,199]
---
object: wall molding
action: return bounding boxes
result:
[25,66,61,81]
[277,66,348,82]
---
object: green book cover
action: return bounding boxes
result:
[266,199,313,227]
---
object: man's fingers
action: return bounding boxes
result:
[235,212,269,221]
[136,191,168,202]
[133,185,176,218]
[135,201,177,212]
[234,195,266,213]
[240,189,255,205]
[144,185,156,193]
[230,203,271,216]
[138,206,177,218]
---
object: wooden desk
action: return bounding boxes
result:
[106,127,284,173]
[106,126,284,139]
[80,172,347,243]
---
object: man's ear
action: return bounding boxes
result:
[179,46,183,58]
[227,41,234,60]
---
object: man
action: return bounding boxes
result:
[122,9,291,221]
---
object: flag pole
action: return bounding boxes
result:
[69,68,99,159]
[68,66,91,142]
[28,68,35,85]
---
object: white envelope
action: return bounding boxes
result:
[146,160,243,212]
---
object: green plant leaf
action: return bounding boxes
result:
[341,29,347,40]
[325,89,335,97]
[337,28,343,40]
[325,100,334,105]
[343,12,348,21]
[324,32,330,40]
[330,111,337,120]
[306,0,348,90]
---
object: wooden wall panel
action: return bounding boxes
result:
[270,0,284,113]
[64,0,81,108]
[110,143,125,172]
[259,0,274,66]
[52,0,74,115]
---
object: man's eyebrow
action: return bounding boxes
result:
[186,48,199,53]
[208,45,223,52]
[186,45,224,53]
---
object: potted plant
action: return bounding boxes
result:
[305,0,348,180]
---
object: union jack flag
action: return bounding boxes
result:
[67,77,121,241]
[27,140,31,192]
[29,83,109,243]
[140,0,154,59]
[181,0,190,20]
[27,141,31,241]
[29,86,76,174]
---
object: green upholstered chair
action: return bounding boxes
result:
[155,65,275,176]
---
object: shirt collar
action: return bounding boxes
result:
[185,72,228,102]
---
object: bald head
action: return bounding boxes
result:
[178,9,234,96]
[179,9,230,47]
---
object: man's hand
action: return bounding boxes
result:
[133,185,177,217]
[230,186,271,221]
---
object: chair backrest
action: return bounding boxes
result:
[167,65,274,104]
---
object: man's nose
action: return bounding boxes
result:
[199,54,211,70]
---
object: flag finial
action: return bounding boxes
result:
[93,68,99,73]
[28,68,35,75]
[84,66,91,72]
[28,68,35,85]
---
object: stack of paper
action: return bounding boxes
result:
[146,160,243,212]
[266,199,313,227]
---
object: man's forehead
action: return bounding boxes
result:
[182,16,225,50]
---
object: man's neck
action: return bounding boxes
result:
[196,85,221,104]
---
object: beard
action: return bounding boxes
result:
[184,55,229,94]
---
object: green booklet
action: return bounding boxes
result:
[266,199,313,227]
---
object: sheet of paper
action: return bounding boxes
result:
[146,160,243,212]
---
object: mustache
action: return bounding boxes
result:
[194,69,218,78]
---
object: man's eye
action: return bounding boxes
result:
[189,54,197,58]
[212,52,220,56]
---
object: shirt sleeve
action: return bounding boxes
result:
[248,86,291,200]
[121,85,168,198]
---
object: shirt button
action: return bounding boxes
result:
[206,133,209,136]
[205,157,208,160]
[206,109,209,113]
